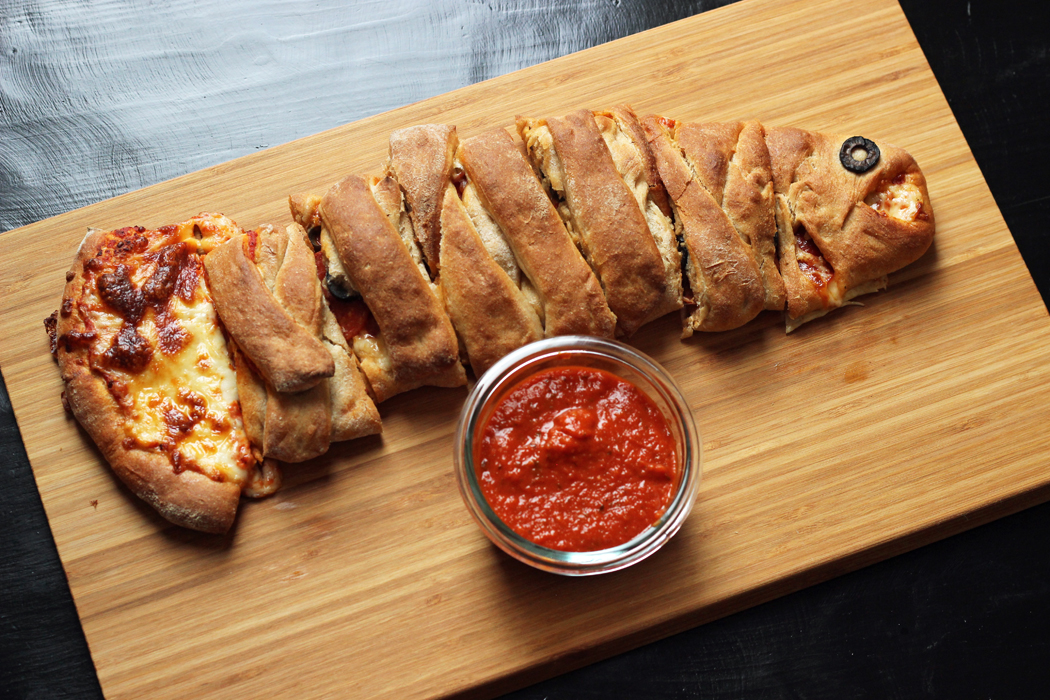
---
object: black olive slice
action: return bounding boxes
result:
[325,274,355,301]
[839,136,880,173]
[306,225,322,252]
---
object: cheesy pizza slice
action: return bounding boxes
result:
[52,214,275,533]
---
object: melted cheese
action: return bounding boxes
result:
[866,178,925,222]
[125,296,249,483]
[353,334,396,402]
[82,223,253,486]
[785,277,887,333]
[186,212,246,253]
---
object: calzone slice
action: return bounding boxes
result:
[765,127,935,330]
[518,109,678,336]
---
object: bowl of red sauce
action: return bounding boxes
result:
[454,336,701,576]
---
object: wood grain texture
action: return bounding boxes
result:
[1,0,1048,698]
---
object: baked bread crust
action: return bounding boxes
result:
[675,120,786,310]
[226,224,334,463]
[61,361,241,533]
[204,232,334,393]
[457,128,617,339]
[388,124,459,273]
[438,186,543,375]
[319,303,382,440]
[50,106,938,534]
[56,225,246,534]
[233,346,330,463]
[765,126,935,323]
[594,105,683,317]
[370,174,432,282]
[319,174,464,389]
[518,109,670,336]
[259,383,331,462]
[641,115,765,333]
[602,105,674,219]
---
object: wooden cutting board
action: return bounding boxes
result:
[2,0,1048,697]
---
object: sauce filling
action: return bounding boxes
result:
[314,250,378,339]
[794,223,834,294]
[476,366,678,552]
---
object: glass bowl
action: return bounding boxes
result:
[454,336,701,576]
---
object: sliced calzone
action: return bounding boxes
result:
[317,173,466,402]
[457,128,617,339]
[207,223,379,463]
[387,124,458,276]
[204,224,335,394]
[518,108,679,336]
[592,105,683,314]
[385,124,543,375]
[673,119,786,311]
[439,185,544,374]
[283,199,385,439]
[640,115,766,334]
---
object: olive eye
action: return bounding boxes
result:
[839,136,880,173]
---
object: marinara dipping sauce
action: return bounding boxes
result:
[456,336,701,575]
[476,366,678,552]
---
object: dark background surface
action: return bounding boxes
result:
[2,0,1049,697]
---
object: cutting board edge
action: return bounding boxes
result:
[3,0,1050,698]
[448,479,1050,699]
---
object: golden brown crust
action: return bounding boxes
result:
[57,229,240,534]
[438,186,543,375]
[260,381,331,463]
[457,128,617,339]
[65,364,241,533]
[641,115,765,333]
[765,126,935,321]
[675,120,786,310]
[675,121,738,206]
[593,106,683,318]
[350,334,464,403]
[766,126,819,319]
[271,224,327,341]
[369,174,430,281]
[319,304,382,440]
[228,225,334,462]
[605,105,673,218]
[204,233,334,393]
[518,109,670,336]
[388,124,459,272]
[319,174,464,388]
[725,121,786,310]
[50,113,939,538]
[233,346,267,458]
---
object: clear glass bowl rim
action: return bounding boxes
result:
[453,335,702,576]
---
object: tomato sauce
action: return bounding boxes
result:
[313,250,379,339]
[476,366,678,552]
